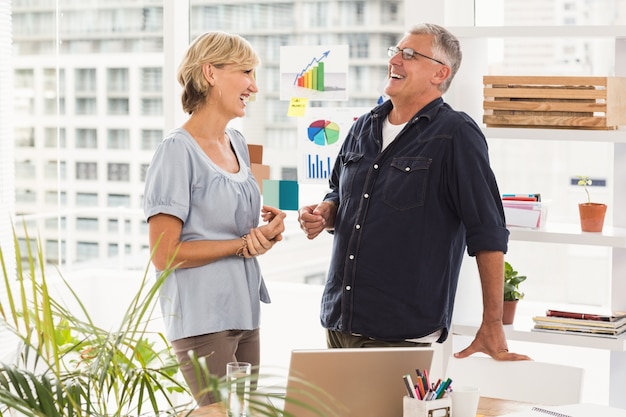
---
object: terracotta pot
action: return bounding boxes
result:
[578,202,607,232]
[502,299,518,325]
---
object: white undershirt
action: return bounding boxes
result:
[382,115,407,151]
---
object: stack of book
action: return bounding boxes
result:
[532,309,626,339]
[501,193,546,229]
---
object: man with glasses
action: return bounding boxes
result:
[298,23,530,361]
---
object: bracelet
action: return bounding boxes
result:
[235,234,248,258]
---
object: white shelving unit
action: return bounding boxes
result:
[408,0,626,408]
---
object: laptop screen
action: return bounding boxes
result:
[282,347,435,417]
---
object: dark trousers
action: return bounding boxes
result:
[326,329,432,348]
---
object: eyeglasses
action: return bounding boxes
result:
[387,46,446,66]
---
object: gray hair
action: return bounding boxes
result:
[409,23,462,93]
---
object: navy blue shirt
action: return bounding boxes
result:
[320,97,509,343]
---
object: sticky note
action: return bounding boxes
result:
[287,97,308,117]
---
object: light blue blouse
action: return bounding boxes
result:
[143,127,270,341]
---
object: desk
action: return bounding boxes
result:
[185,396,533,416]
[478,397,534,416]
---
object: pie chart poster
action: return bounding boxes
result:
[280,44,349,101]
[297,107,370,184]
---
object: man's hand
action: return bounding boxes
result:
[297,201,336,240]
[454,320,531,361]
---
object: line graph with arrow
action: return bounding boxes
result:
[280,44,349,101]
[293,50,330,89]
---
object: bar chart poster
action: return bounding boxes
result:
[280,45,349,101]
[297,107,370,184]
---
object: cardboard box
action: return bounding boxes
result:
[483,76,626,129]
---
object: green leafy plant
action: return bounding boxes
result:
[0,224,191,417]
[0,223,332,417]
[577,175,593,203]
[504,261,527,302]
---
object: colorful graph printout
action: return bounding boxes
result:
[297,107,371,184]
[280,45,349,101]
[308,120,340,146]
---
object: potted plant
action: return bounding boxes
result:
[577,175,607,232]
[503,261,527,325]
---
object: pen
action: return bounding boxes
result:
[416,376,425,399]
[423,368,431,390]
[435,378,452,399]
[403,374,417,399]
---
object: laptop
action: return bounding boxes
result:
[281,347,434,417]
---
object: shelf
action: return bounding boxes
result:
[450,25,626,39]
[508,223,626,248]
[452,322,626,352]
[483,127,626,143]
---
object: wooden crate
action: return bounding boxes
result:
[483,75,626,129]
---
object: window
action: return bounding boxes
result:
[380,1,400,24]
[76,242,99,262]
[139,163,149,182]
[75,68,97,92]
[14,68,33,88]
[141,67,162,92]
[76,98,97,115]
[76,128,98,149]
[15,128,34,147]
[107,193,131,207]
[76,162,98,180]
[141,129,163,150]
[44,127,66,148]
[44,160,62,178]
[76,217,99,231]
[45,239,64,264]
[108,218,131,232]
[108,163,130,181]
[76,193,98,207]
[141,98,162,115]
[45,217,66,230]
[16,189,36,204]
[107,129,130,149]
[16,160,35,179]
[44,190,66,205]
[107,98,129,115]
[107,68,129,93]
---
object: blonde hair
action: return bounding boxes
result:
[177,31,260,114]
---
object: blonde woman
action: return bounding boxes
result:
[143,31,285,406]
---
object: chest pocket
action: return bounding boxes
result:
[338,152,364,202]
[383,157,432,210]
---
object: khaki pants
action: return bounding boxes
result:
[171,328,260,407]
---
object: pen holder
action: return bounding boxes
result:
[403,396,451,417]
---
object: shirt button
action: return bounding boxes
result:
[373,164,379,169]
[349,254,355,260]
[346,286,351,291]
[355,224,361,229]
[405,166,411,172]
[364,193,369,199]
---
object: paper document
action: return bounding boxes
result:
[501,403,626,417]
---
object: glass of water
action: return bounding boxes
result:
[226,361,251,417]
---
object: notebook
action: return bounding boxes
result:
[281,347,435,417]
[502,403,626,417]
